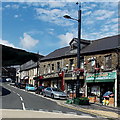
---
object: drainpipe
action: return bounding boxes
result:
[114,69,117,107]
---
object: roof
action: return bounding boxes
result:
[41,35,120,61]
[69,38,91,46]
[81,35,120,54]
[40,46,76,61]
[20,60,37,71]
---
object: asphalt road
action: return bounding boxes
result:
[1,82,97,118]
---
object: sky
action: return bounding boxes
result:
[1,0,119,55]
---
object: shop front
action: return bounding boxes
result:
[64,71,84,98]
[34,72,64,91]
[86,71,117,107]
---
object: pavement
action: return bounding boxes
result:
[56,99,120,119]
[1,109,94,118]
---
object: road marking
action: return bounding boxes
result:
[20,96,23,101]
[22,102,26,110]
[17,93,20,96]
[13,91,15,93]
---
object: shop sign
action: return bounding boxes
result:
[86,72,117,82]
[43,73,59,79]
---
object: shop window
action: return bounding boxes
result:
[69,59,74,70]
[57,62,60,71]
[52,64,54,71]
[104,55,112,70]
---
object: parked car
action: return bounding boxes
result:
[25,84,36,91]
[35,86,47,94]
[43,87,67,99]
[17,83,26,89]
[6,78,12,82]
[9,82,16,86]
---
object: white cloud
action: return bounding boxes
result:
[5,4,10,8]
[0,39,15,48]
[58,32,74,46]
[20,33,39,49]
[94,10,115,20]
[35,8,74,26]
[2,0,120,2]
[4,4,19,9]
[14,14,19,18]
[83,11,92,16]
[12,4,19,9]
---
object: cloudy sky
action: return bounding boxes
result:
[1,1,119,55]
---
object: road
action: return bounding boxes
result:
[1,82,100,118]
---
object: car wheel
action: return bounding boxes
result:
[43,93,46,97]
[51,94,54,99]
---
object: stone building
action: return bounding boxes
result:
[38,38,91,96]
[81,35,120,107]
[20,60,39,85]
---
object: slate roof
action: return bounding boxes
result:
[40,46,76,61]
[81,35,120,54]
[40,35,120,61]
[20,60,37,71]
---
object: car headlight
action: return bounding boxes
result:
[54,94,59,96]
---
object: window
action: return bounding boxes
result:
[46,87,51,91]
[69,59,74,70]
[52,64,54,71]
[57,62,60,71]
[47,64,50,73]
[43,65,46,74]
[104,55,112,70]
[80,60,84,69]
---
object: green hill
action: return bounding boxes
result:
[2,44,44,66]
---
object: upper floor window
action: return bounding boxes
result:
[43,65,46,74]
[69,59,74,70]
[47,64,50,73]
[57,62,60,71]
[104,55,112,70]
[52,64,54,71]
[80,60,84,69]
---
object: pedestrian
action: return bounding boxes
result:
[106,99,109,106]
[102,98,106,105]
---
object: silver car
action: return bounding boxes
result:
[43,87,67,99]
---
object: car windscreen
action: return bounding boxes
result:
[39,86,44,89]
[29,84,33,87]
[52,88,62,92]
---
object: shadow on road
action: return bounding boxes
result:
[0,86,11,96]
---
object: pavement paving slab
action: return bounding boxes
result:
[1,109,94,118]
[57,101,120,119]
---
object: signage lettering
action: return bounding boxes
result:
[86,72,116,81]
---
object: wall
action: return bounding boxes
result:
[40,57,77,75]
[84,52,118,73]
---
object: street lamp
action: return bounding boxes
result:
[63,3,81,98]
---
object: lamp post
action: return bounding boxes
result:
[63,2,81,98]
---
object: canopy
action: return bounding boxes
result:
[103,91,113,97]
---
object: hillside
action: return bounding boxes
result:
[2,44,44,66]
